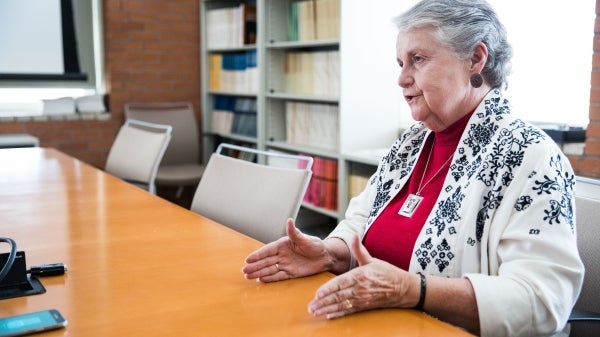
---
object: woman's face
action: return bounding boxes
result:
[396,27,475,132]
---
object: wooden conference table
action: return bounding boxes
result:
[0,148,472,336]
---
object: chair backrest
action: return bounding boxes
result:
[105,119,172,194]
[569,194,600,337]
[573,195,600,312]
[124,102,200,166]
[190,143,313,243]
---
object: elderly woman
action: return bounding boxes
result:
[242,0,584,336]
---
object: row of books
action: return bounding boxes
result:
[289,0,340,41]
[303,156,338,211]
[220,142,257,162]
[209,50,258,94]
[263,150,336,211]
[211,96,257,138]
[284,50,339,96]
[348,174,370,199]
[206,3,256,49]
[285,101,338,151]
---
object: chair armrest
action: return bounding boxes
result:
[569,309,600,322]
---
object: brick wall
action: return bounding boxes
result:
[0,0,200,168]
[571,0,600,178]
[104,0,201,128]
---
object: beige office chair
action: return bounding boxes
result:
[190,143,313,243]
[124,102,204,198]
[568,195,600,337]
[105,119,172,195]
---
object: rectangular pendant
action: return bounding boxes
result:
[398,193,423,218]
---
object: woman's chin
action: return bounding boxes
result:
[410,113,443,131]
[410,110,427,123]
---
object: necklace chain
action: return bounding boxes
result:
[415,139,454,196]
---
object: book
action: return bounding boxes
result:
[206,3,257,48]
[246,49,258,93]
[284,50,339,96]
[209,54,222,91]
[210,51,257,93]
[232,98,257,137]
[212,95,235,134]
[298,0,316,41]
[288,0,340,42]
[243,3,257,44]
[288,1,299,41]
[285,101,338,150]
[305,156,338,210]
[315,0,340,40]
[75,94,106,114]
[213,97,257,137]
[42,97,76,115]
[233,52,248,93]
[348,174,370,199]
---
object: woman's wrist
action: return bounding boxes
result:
[414,272,427,311]
[323,237,352,274]
[403,272,425,309]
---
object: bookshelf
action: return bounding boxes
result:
[200,0,408,226]
[200,0,260,160]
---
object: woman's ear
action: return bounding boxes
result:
[471,42,489,73]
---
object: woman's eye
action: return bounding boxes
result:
[413,55,424,63]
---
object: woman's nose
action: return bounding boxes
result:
[398,69,412,88]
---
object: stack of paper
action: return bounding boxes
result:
[76,94,106,114]
[42,97,76,115]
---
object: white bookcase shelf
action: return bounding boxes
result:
[201,0,408,224]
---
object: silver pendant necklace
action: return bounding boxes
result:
[398,140,453,218]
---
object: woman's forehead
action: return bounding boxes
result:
[396,27,442,53]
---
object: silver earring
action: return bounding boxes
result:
[470,73,483,88]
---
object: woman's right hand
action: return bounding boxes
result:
[242,218,336,282]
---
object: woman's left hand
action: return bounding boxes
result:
[308,235,420,319]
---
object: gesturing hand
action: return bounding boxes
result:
[308,235,419,318]
[242,218,331,282]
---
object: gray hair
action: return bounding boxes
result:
[393,0,512,89]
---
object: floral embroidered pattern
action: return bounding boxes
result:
[367,128,427,224]
[415,238,455,272]
[416,238,434,270]
[531,155,576,230]
[475,188,503,241]
[363,89,576,274]
[430,187,464,237]
[465,118,498,156]
[514,195,532,211]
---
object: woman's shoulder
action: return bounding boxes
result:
[472,89,563,154]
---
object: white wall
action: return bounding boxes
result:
[339,1,415,153]
[339,0,595,154]
[491,0,595,127]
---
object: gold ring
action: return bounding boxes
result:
[344,299,353,310]
[275,263,280,272]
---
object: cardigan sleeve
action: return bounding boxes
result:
[465,145,584,336]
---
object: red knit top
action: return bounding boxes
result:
[363,112,472,270]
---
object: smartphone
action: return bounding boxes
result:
[0,309,67,337]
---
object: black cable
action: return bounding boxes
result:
[0,237,17,283]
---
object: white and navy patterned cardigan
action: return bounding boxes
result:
[328,89,584,336]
